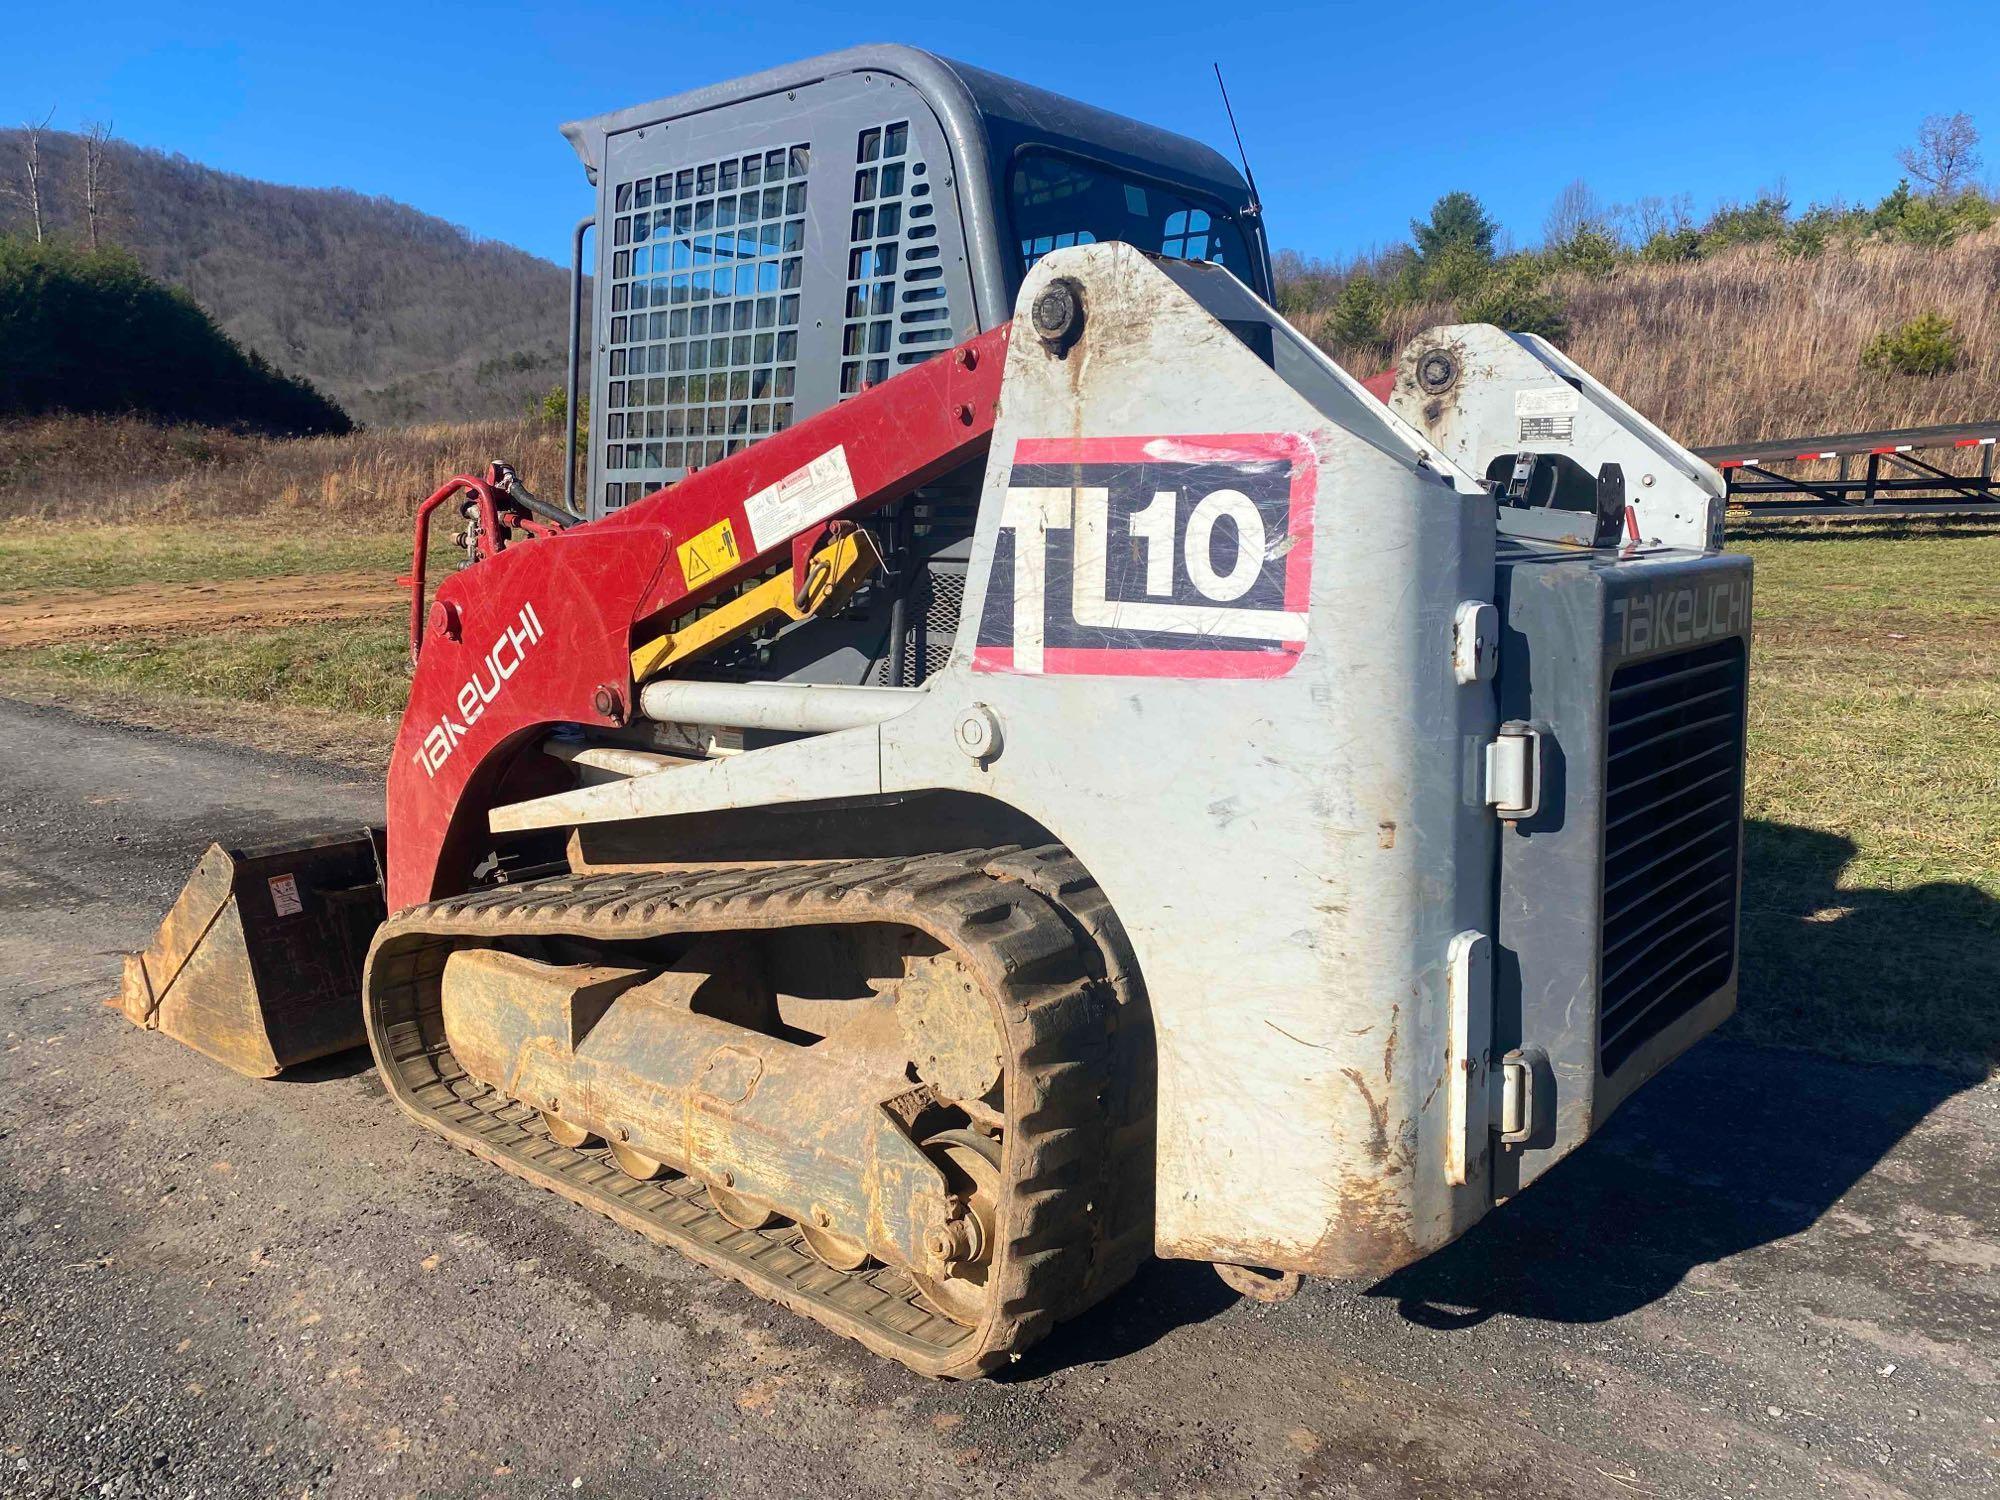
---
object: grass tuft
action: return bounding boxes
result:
[9,620,412,719]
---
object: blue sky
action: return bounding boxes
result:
[6,1,1989,267]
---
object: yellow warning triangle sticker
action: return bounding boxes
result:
[675,517,740,587]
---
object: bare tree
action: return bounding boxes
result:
[82,119,116,249]
[4,109,57,243]
[1544,177,1608,246]
[1633,192,1696,241]
[1898,112,1982,197]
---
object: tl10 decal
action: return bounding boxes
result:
[974,435,1317,678]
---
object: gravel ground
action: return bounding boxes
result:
[1,696,1994,1500]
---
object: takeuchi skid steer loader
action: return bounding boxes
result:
[116,46,1753,1376]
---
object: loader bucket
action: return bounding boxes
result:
[114,830,386,1078]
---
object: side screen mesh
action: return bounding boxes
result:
[870,562,966,688]
[842,121,953,397]
[600,144,811,511]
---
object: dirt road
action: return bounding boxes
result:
[1,697,1994,1499]
[0,572,403,648]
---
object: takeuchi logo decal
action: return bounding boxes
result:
[411,602,546,780]
[1611,577,1749,658]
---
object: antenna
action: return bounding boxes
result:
[1212,63,1263,218]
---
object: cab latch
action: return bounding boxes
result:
[1483,720,1544,822]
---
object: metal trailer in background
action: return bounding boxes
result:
[1697,421,2000,515]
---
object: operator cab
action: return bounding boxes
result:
[562,44,1271,519]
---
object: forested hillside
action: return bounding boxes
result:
[3,112,1994,466]
[0,128,573,425]
[0,240,350,436]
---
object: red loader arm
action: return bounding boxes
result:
[385,328,1010,911]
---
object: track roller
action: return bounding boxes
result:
[607,1137,669,1181]
[705,1180,779,1232]
[798,1214,871,1272]
[538,1109,601,1150]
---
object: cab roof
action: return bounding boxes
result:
[559,42,1255,219]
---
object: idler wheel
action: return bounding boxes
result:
[910,1129,1002,1326]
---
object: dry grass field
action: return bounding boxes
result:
[0,414,567,522]
[1291,227,2000,448]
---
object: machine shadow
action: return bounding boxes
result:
[1001,1256,1242,1379]
[1376,817,1997,1330]
[272,1047,378,1084]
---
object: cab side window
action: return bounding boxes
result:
[1010,152,1247,277]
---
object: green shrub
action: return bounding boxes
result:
[1544,227,1621,277]
[1861,312,1964,376]
[0,237,349,435]
[1418,241,1494,302]
[1411,192,1499,262]
[1890,191,1995,248]
[1639,226,1705,263]
[1779,204,1868,258]
[1327,273,1384,346]
[1387,252,1425,307]
[534,383,588,425]
[1867,180,1995,247]
[1704,195,1791,248]
[1871,180,1917,234]
[1461,260,1569,342]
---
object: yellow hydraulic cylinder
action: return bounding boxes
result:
[630,526,880,682]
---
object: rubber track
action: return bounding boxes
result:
[362,846,1128,1378]
[980,846,1155,1310]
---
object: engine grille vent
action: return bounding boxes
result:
[1599,637,1747,1074]
[919,569,965,681]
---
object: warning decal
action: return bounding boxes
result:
[973,433,1317,679]
[741,446,859,552]
[268,874,303,917]
[676,517,741,587]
